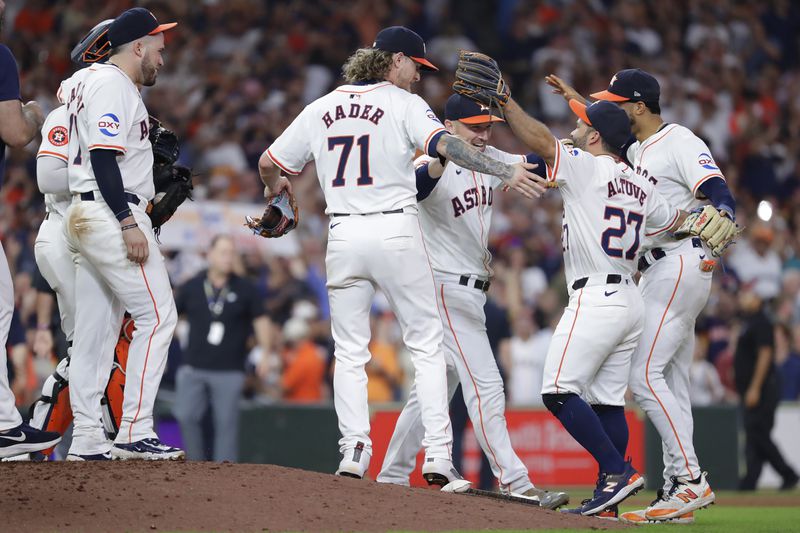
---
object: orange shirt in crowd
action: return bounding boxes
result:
[282,340,326,402]
[367,341,403,402]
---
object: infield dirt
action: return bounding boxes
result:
[3,461,630,532]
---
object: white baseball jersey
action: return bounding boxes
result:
[625,123,724,252]
[267,81,446,214]
[415,146,524,277]
[37,105,71,217]
[546,138,678,285]
[62,64,155,201]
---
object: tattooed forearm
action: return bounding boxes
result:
[437,135,515,182]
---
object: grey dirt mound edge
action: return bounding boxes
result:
[2,462,629,532]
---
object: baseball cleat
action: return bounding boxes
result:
[111,438,185,460]
[67,451,113,461]
[580,460,644,515]
[620,508,695,524]
[422,457,471,493]
[503,486,570,510]
[335,441,370,479]
[0,423,61,459]
[645,472,714,520]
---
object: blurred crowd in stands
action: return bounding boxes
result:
[3,0,800,415]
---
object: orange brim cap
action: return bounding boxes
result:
[410,56,438,71]
[459,114,505,124]
[149,22,177,35]
[569,99,591,125]
[589,89,629,102]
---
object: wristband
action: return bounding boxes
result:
[36,323,50,331]
[121,223,138,231]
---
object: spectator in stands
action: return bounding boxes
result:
[735,284,799,490]
[366,312,403,403]
[728,225,782,301]
[501,307,549,406]
[173,235,271,461]
[689,323,727,406]
[280,317,327,403]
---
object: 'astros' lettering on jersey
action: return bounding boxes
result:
[61,64,154,201]
[546,138,678,285]
[36,105,71,217]
[625,123,724,252]
[267,81,446,215]
[416,146,523,277]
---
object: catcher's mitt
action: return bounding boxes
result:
[453,50,510,109]
[149,116,180,168]
[148,165,194,236]
[245,190,299,238]
[673,205,740,257]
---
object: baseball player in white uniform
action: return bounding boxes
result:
[550,69,736,523]
[497,93,710,516]
[0,0,62,457]
[376,94,568,508]
[62,8,183,460]
[258,27,543,490]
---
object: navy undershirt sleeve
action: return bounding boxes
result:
[524,153,548,178]
[415,162,440,201]
[90,149,132,222]
[698,176,736,218]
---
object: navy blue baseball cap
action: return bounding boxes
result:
[569,99,632,151]
[373,26,438,71]
[591,69,660,104]
[108,8,177,48]
[445,94,504,124]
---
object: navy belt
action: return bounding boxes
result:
[79,191,141,206]
[572,274,621,291]
[332,208,404,217]
[638,237,701,273]
[459,275,490,292]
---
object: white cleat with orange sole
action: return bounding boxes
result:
[644,472,715,521]
[620,508,695,525]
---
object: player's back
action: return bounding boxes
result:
[550,143,678,285]
[626,123,723,252]
[267,82,445,215]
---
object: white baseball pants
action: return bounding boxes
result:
[0,241,22,431]
[629,245,712,488]
[541,276,643,406]
[65,196,176,454]
[35,213,77,343]
[326,210,452,462]
[378,275,532,491]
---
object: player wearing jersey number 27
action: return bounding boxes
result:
[258,27,545,491]
[548,69,734,523]
[468,72,711,514]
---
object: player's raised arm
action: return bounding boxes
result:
[502,98,558,167]
[433,133,545,199]
[544,74,587,106]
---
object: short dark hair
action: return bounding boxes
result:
[210,234,234,249]
[643,100,661,115]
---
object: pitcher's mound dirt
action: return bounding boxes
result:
[3,462,628,532]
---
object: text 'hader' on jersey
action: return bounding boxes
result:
[452,184,493,217]
[322,103,385,128]
[607,176,647,206]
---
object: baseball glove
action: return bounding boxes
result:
[245,190,299,238]
[149,116,180,168]
[673,205,740,256]
[453,50,510,109]
[148,164,194,236]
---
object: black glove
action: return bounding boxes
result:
[452,50,510,109]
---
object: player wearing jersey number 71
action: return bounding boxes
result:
[258,27,544,492]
